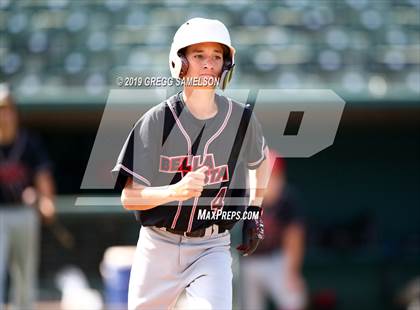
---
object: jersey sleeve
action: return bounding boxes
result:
[275,186,305,226]
[243,111,268,170]
[111,111,160,190]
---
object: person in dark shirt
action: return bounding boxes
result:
[241,151,307,310]
[0,84,56,309]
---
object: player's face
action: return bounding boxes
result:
[184,42,224,88]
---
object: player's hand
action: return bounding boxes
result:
[22,187,56,224]
[172,166,208,201]
[38,196,56,225]
[236,207,264,256]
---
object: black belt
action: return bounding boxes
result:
[163,225,227,238]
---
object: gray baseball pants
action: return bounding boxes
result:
[128,226,233,310]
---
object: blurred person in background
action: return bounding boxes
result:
[0,84,56,309]
[241,150,307,310]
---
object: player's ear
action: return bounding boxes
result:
[177,48,189,78]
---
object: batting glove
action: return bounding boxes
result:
[236,206,264,256]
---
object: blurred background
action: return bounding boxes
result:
[1,0,419,309]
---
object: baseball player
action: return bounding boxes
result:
[0,84,56,310]
[241,151,307,310]
[112,17,270,310]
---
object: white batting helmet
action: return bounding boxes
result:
[169,17,236,90]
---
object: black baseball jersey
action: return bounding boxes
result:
[0,130,52,205]
[112,91,267,232]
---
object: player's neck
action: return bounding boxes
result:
[182,89,218,120]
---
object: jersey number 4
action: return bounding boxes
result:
[210,187,227,211]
